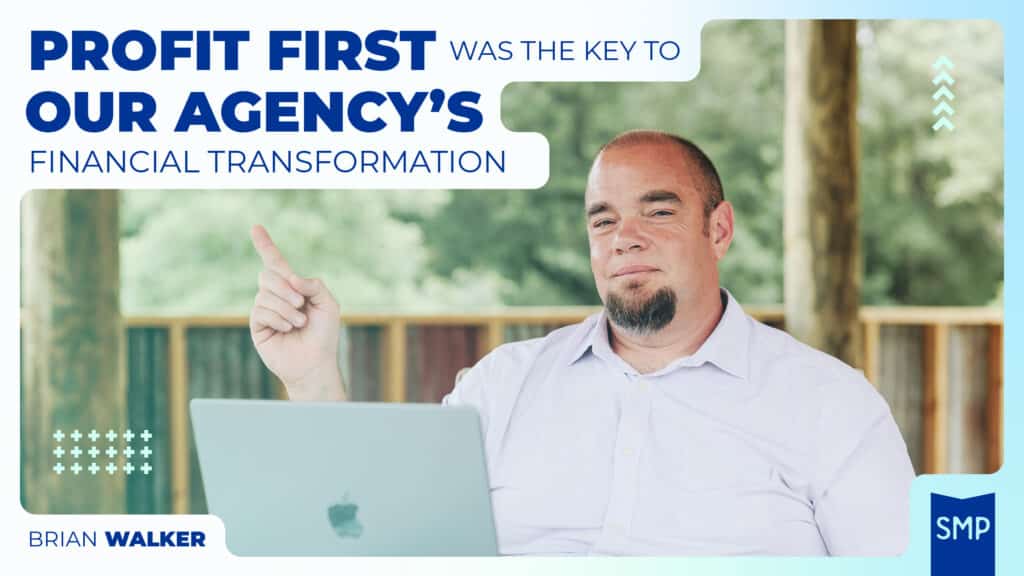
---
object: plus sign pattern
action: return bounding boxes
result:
[52,428,155,477]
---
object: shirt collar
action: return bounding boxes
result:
[566,287,750,380]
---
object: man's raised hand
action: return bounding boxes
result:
[249,225,345,401]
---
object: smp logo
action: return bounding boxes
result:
[931,493,995,576]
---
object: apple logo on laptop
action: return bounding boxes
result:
[327,493,364,539]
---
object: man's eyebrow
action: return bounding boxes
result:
[639,190,683,204]
[586,201,612,218]
[586,191,683,218]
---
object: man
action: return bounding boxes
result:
[248,130,915,556]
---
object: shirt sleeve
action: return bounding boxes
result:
[812,369,916,556]
[441,348,494,432]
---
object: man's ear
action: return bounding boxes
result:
[710,201,735,261]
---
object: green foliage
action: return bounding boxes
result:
[120,20,1003,314]
[120,189,508,314]
[858,20,1003,305]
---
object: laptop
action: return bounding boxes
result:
[190,399,499,556]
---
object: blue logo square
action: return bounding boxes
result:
[931,493,995,576]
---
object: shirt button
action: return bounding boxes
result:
[607,523,625,535]
[638,381,649,393]
[622,447,634,457]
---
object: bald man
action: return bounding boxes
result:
[248,130,915,556]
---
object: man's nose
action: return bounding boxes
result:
[613,218,649,254]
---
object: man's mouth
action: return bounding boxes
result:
[612,265,660,278]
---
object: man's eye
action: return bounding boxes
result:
[652,210,674,217]
[593,219,614,228]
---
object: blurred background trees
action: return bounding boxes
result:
[120,20,1003,315]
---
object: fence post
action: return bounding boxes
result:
[922,323,949,474]
[168,321,190,514]
[480,319,505,356]
[383,320,407,402]
[986,323,1003,472]
[863,320,880,387]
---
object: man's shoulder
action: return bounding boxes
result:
[746,317,877,403]
[443,314,598,412]
[483,312,600,370]
[745,317,897,480]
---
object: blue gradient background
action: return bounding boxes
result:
[6,1,1017,573]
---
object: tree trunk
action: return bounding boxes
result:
[784,21,862,368]
[21,189,124,513]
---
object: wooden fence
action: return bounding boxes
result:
[110,306,1002,513]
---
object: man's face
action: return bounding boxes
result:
[585,142,729,332]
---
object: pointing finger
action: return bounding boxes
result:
[250,224,294,278]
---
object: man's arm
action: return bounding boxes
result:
[812,373,915,556]
[248,224,347,402]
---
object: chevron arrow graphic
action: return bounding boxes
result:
[933,56,954,71]
[930,56,955,133]
[933,86,955,101]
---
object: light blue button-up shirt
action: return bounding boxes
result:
[442,288,915,556]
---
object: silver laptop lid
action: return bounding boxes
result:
[190,399,498,556]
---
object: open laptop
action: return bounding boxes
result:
[190,399,499,556]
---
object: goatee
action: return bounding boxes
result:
[605,285,677,335]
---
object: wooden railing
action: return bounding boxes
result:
[105,306,1004,512]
